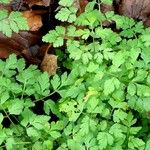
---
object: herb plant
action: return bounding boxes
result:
[43,0,150,149]
[0,0,29,37]
[1,0,150,149]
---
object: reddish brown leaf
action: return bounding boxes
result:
[101,4,114,13]
[0,44,20,58]
[22,10,43,31]
[73,0,88,15]
[0,31,40,59]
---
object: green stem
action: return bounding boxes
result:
[97,0,101,12]
[33,86,62,103]
[21,81,26,100]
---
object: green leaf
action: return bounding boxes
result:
[32,142,43,150]
[96,28,121,44]
[16,65,39,86]
[109,99,128,110]
[112,51,125,68]
[109,123,124,138]
[104,79,115,96]
[130,97,150,112]
[113,109,127,123]
[99,120,107,131]
[35,72,50,96]
[101,0,113,5]
[44,100,61,117]
[59,0,74,7]
[82,52,93,64]
[141,47,150,64]
[87,62,99,72]
[85,1,96,12]
[27,127,40,137]
[43,140,53,150]
[79,116,90,135]
[24,99,35,108]
[5,54,17,70]
[0,91,9,104]
[17,58,25,72]
[61,72,68,86]
[127,83,136,96]
[55,7,77,23]
[67,139,85,150]
[50,131,61,139]
[67,40,82,60]
[8,99,24,115]
[104,77,120,96]
[50,121,64,131]
[76,29,91,39]
[0,10,29,37]
[97,132,114,150]
[141,34,150,46]
[31,115,50,130]
[0,0,11,4]
[42,26,65,47]
[5,138,15,150]
[132,69,148,82]
[20,109,34,127]
[136,84,150,97]
[94,53,103,64]
[75,10,104,27]
[51,74,61,90]
[145,139,150,150]
[128,136,145,149]
[129,127,142,135]
[0,113,4,124]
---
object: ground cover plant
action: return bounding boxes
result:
[0,0,150,150]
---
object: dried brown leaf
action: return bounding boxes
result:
[0,31,40,59]
[40,54,58,76]
[119,0,150,22]
[25,0,51,7]
[22,10,43,31]
[144,17,150,27]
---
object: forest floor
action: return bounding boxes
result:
[1,0,150,75]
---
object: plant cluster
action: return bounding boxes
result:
[0,0,150,149]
